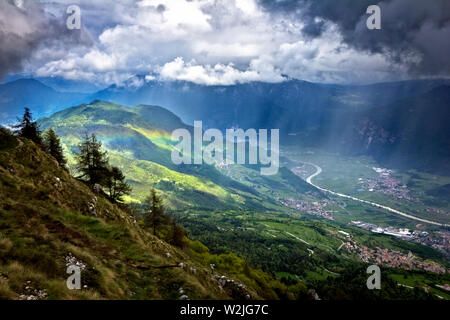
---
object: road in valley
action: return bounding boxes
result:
[302,162,449,227]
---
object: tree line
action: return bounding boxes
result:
[13,108,131,203]
[14,107,67,168]
[12,107,186,247]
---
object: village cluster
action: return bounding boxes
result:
[278,198,336,220]
[333,230,448,274]
[358,167,413,200]
[350,221,450,258]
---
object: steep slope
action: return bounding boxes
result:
[356,85,450,174]
[0,129,275,300]
[315,85,450,174]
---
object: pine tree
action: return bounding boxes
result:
[74,133,109,185]
[43,129,67,168]
[144,189,165,235]
[15,108,42,145]
[170,218,186,248]
[243,262,251,277]
[105,166,132,203]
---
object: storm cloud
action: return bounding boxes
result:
[257,0,450,77]
[0,0,92,79]
[1,0,448,85]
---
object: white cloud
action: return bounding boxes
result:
[270,28,407,84]
[28,0,405,86]
[234,0,258,15]
[159,57,284,85]
[137,0,212,34]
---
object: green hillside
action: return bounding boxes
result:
[39,100,314,211]
[0,128,309,300]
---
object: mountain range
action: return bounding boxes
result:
[1,76,450,174]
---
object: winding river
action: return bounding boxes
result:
[302,162,449,227]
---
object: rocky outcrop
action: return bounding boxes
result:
[87,196,98,217]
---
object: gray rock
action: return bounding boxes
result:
[87,199,97,216]
[308,289,321,300]
[93,184,102,193]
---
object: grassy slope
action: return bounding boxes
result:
[0,131,285,300]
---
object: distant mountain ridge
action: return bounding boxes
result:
[2,76,450,174]
[0,79,89,124]
[92,76,450,130]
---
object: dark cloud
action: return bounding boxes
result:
[257,0,450,77]
[156,4,166,13]
[0,0,92,80]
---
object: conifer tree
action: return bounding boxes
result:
[105,166,132,203]
[74,133,109,185]
[15,108,42,145]
[144,188,165,235]
[43,128,67,168]
[170,218,186,248]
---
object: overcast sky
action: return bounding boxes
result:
[1,0,449,86]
